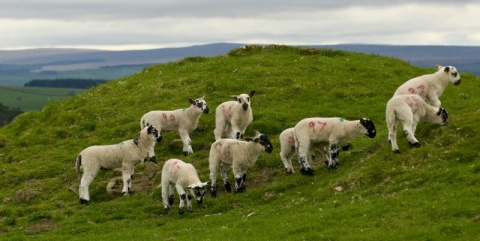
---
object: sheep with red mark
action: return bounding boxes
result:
[279,127,351,174]
[75,125,160,205]
[393,65,461,107]
[214,90,255,140]
[294,117,376,175]
[161,159,209,214]
[140,96,209,159]
[386,94,448,153]
[209,131,273,197]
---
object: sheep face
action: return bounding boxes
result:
[188,182,209,204]
[436,108,449,126]
[439,65,461,86]
[249,132,273,153]
[146,125,161,141]
[231,90,255,111]
[189,96,209,114]
[360,118,377,138]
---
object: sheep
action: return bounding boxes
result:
[393,65,461,107]
[214,90,255,140]
[75,125,160,205]
[209,130,273,197]
[386,94,448,153]
[294,117,376,175]
[161,158,209,214]
[140,96,209,159]
[279,127,351,174]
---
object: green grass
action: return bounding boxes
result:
[0,86,85,111]
[0,45,479,240]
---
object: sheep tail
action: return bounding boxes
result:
[76,155,82,182]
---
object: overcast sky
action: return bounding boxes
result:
[1,0,480,50]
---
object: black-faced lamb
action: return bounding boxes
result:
[386,94,448,153]
[214,90,255,140]
[294,117,376,175]
[393,65,461,107]
[279,127,350,174]
[161,158,209,214]
[76,125,160,205]
[209,130,273,197]
[140,96,209,159]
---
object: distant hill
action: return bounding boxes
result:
[0,43,478,86]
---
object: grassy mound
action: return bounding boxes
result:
[0,45,479,240]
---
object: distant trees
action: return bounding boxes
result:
[0,103,23,127]
[24,79,108,89]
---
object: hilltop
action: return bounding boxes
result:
[0,45,479,240]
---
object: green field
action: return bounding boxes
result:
[0,86,85,111]
[0,45,479,240]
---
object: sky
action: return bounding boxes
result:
[1,0,480,50]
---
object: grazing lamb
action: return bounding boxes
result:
[294,117,376,174]
[161,159,209,214]
[214,90,255,140]
[140,96,209,159]
[76,125,160,205]
[386,94,448,153]
[279,127,351,174]
[393,65,461,107]
[209,131,273,197]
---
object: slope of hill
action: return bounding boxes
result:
[0,45,479,240]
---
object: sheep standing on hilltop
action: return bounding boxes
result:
[140,96,209,158]
[294,117,376,175]
[209,131,273,197]
[279,127,350,174]
[386,94,448,153]
[214,90,255,140]
[394,65,461,107]
[161,159,209,214]
[76,125,160,205]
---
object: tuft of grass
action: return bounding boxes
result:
[0,45,479,240]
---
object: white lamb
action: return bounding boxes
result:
[214,90,255,140]
[209,130,273,197]
[294,117,377,175]
[386,94,448,153]
[75,125,160,205]
[279,127,351,174]
[161,158,209,214]
[393,65,461,107]
[140,96,209,159]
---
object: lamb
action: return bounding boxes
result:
[209,130,273,197]
[76,125,160,205]
[393,65,461,107]
[279,127,350,174]
[294,117,376,175]
[214,90,255,140]
[386,94,448,153]
[161,158,209,214]
[140,96,209,159]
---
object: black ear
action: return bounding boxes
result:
[231,95,238,100]
[147,125,154,133]
[437,108,444,115]
[189,98,195,105]
[249,90,256,97]
[444,66,450,73]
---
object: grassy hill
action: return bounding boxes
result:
[0,45,479,240]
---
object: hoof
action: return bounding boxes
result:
[285,169,294,174]
[183,151,189,156]
[393,149,401,154]
[79,198,90,205]
[211,188,217,198]
[164,207,170,214]
[156,136,163,142]
[342,144,350,151]
[188,207,193,213]
[225,182,232,193]
[178,208,184,215]
[149,156,157,163]
[300,167,314,176]
[409,142,421,147]
[328,164,338,172]
[234,187,245,194]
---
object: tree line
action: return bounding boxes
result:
[24,79,108,89]
[0,103,23,127]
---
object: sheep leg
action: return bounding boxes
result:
[162,181,172,213]
[147,141,157,162]
[231,126,244,139]
[280,147,295,174]
[214,119,227,140]
[220,163,232,193]
[296,140,314,175]
[78,168,99,205]
[209,158,220,198]
[186,190,194,213]
[121,164,134,195]
[176,185,186,214]
[388,121,401,153]
[404,125,420,147]
[179,130,193,156]
[328,143,340,171]
[233,171,246,194]
[224,125,234,139]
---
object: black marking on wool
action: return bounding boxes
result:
[360,118,377,138]
[180,194,186,200]
[168,195,174,205]
[187,195,193,200]
[133,137,139,146]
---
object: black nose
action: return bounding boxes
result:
[204,107,209,114]
[454,79,461,85]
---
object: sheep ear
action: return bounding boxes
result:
[436,65,443,70]
[444,66,450,73]
[231,95,238,100]
[245,138,253,142]
[188,98,195,105]
[437,108,444,115]
[249,90,256,97]
[201,95,205,100]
